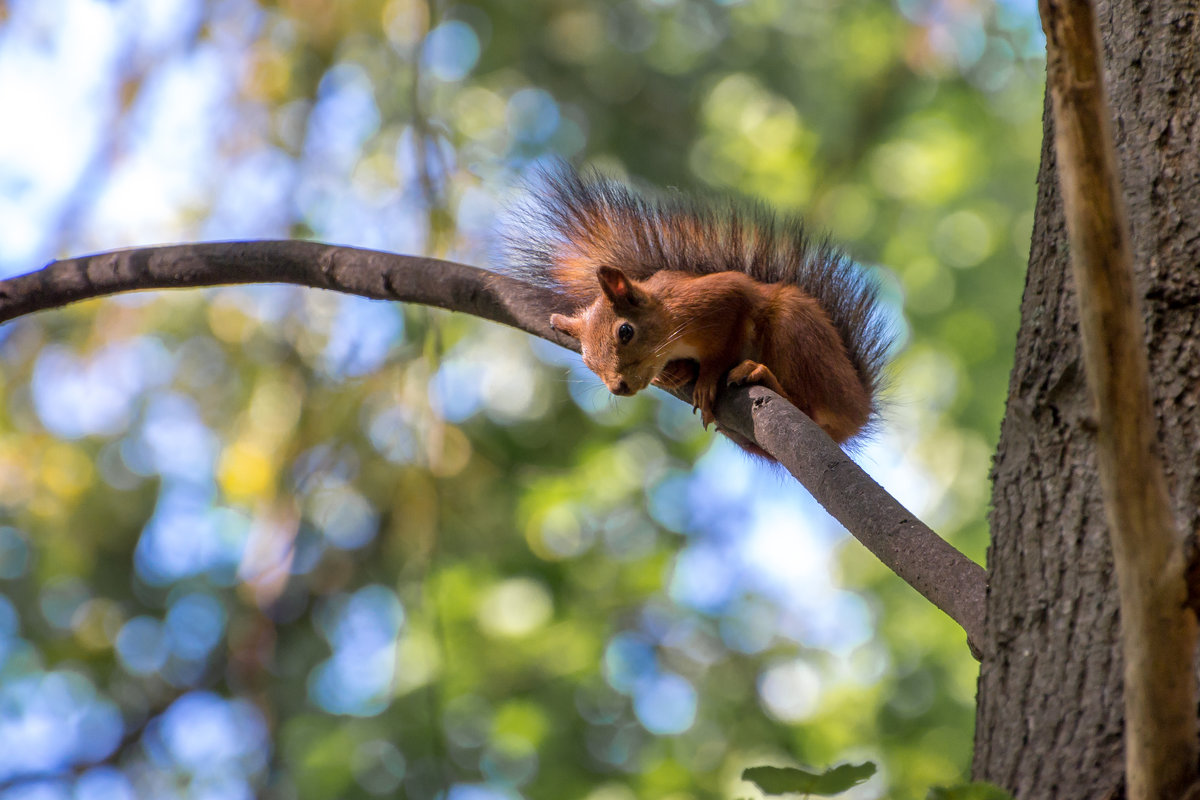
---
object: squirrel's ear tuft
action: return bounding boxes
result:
[597,267,644,307]
[550,313,582,340]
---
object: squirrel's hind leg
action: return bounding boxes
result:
[726,360,786,396]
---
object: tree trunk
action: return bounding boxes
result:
[975,0,1200,796]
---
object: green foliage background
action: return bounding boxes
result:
[0,0,1043,798]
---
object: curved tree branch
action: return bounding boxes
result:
[0,240,988,654]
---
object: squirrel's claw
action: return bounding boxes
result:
[692,377,719,431]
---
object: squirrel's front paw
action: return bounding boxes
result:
[692,379,718,430]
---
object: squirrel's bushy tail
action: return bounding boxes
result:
[504,163,895,412]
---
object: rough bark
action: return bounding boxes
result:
[0,241,988,651]
[1040,0,1197,796]
[976,0,1200,796]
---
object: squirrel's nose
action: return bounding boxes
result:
[613,379,631,395]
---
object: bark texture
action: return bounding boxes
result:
[1040,0,1197,795]
[975,0,1200,796]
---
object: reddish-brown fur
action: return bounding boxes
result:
[551,269,870,443]
[509,166,892,451]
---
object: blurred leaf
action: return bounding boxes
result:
[742,762,877,796]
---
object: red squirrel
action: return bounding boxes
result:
[506,166,893,448]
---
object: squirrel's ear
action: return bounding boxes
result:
[597,267,645,307]
[550,313,582,340]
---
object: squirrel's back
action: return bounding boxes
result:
[505,164,894,414]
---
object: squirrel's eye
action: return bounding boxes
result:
[617,322,634,345]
